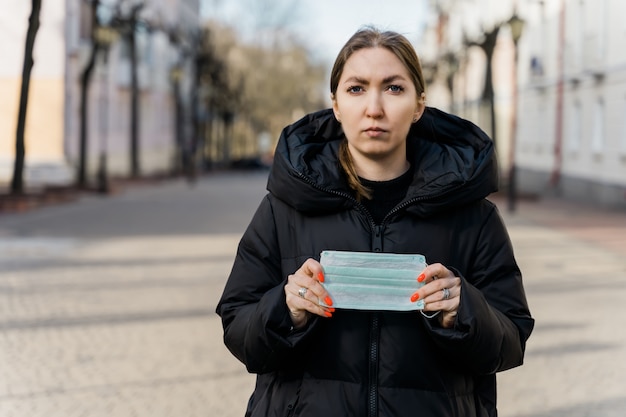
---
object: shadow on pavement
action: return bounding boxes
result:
[516,396,626,417]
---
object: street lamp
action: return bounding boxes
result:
[170,65,184,175]
[507,11,525,212]
[443,52,459,113]
[94,25,118,193]
[508,13,526,46]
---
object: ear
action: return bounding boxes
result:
[331,94,341,122]
[412,93,427,123]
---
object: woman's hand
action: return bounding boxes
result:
[410,263,461,328]
[285,258,335,329]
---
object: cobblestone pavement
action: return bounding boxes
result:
[0,173,262,417]
[494,197,626,417]
[0,173,625,416]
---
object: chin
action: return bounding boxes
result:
[362,149,396,161]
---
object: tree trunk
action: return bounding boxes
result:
[11,0,42,195]
[129,6,142,178]
[479,26,500,151]
[77,0,100,189]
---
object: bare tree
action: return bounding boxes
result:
[77,0,102,188]
[11,0,42,195]
[466,25,501,150]
[201,20,326,165]
[123,3,144,178]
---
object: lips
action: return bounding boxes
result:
[364,127,387,137]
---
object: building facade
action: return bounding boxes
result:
[0,0,200,190]
[0,1,70,188]
[64,0,201,185]
[423,0,626,208]
[516,0,626,208]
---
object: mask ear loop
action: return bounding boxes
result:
[420,310,441,319]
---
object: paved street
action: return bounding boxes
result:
[0,172,625,417]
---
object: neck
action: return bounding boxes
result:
[352,155,410,181]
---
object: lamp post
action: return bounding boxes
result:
[170,65,183,175]
[94,25,117,193]
[444,52,459,113]
[507,11,525,212]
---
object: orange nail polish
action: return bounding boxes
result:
[417,273,425,283]
[318,272,325,282]
[410,292,420,302]
[324,296,333,306]
[328,308,336,313]
[324,311,333,318]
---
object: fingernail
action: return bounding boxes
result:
[318,272,325,282]
[324,311,333,318]
[417,273,425,283]
[328,308,336,313]
[410,292,420,302]
[324,296,333,306]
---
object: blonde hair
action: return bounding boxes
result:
[339,141,372,201]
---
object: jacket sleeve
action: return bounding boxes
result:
[423,203,534,375]
[215,195,316,374]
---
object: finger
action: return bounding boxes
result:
[287,289,335,317]
[426,275,460,299]
[422,281,461,313]
[300,258,326,283]
[425,285,458,303]
[287,274,335,313]
[288,274,333,308]
[427,263,454,281]
[412,275,460,306]
[291,259,332,302]
[417,267,443,284]
[294,282,335,311]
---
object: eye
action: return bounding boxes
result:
[347,85,364,94]
[387,85,405,93]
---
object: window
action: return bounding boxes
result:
[567,101,582,153]
[621,98,626,155]
[591,98,605,155]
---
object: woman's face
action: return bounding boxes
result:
[332,47,425,175]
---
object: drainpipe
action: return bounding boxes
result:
[551,0,566,187]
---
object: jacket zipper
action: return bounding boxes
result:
[368,313,380,417]
[379,181,467,226]
[294,172,464,416]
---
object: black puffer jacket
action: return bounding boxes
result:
[216,107,534,417]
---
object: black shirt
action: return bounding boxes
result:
[359,164,413,225]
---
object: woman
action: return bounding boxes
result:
[216,27,534,417]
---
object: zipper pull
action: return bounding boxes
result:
[372,225,382,252]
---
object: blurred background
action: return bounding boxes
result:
[1,1,626,417]
[2,0,625,209]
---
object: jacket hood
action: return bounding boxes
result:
[267,107,498,218]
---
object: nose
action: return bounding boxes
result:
[365,92,384,119]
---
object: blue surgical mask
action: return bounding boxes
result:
[319,250,426,311]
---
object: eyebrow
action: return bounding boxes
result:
[343,74,408,85]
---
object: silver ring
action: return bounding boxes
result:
[442,288,450,300]
[298,287,308,298]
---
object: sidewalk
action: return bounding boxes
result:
[493,193,626,257]
[0,176,625,416]
[491,195,626,417]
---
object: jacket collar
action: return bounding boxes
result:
[267,107,498,218]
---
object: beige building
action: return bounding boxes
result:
[0,1,69,189]
[0,0,200,190]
